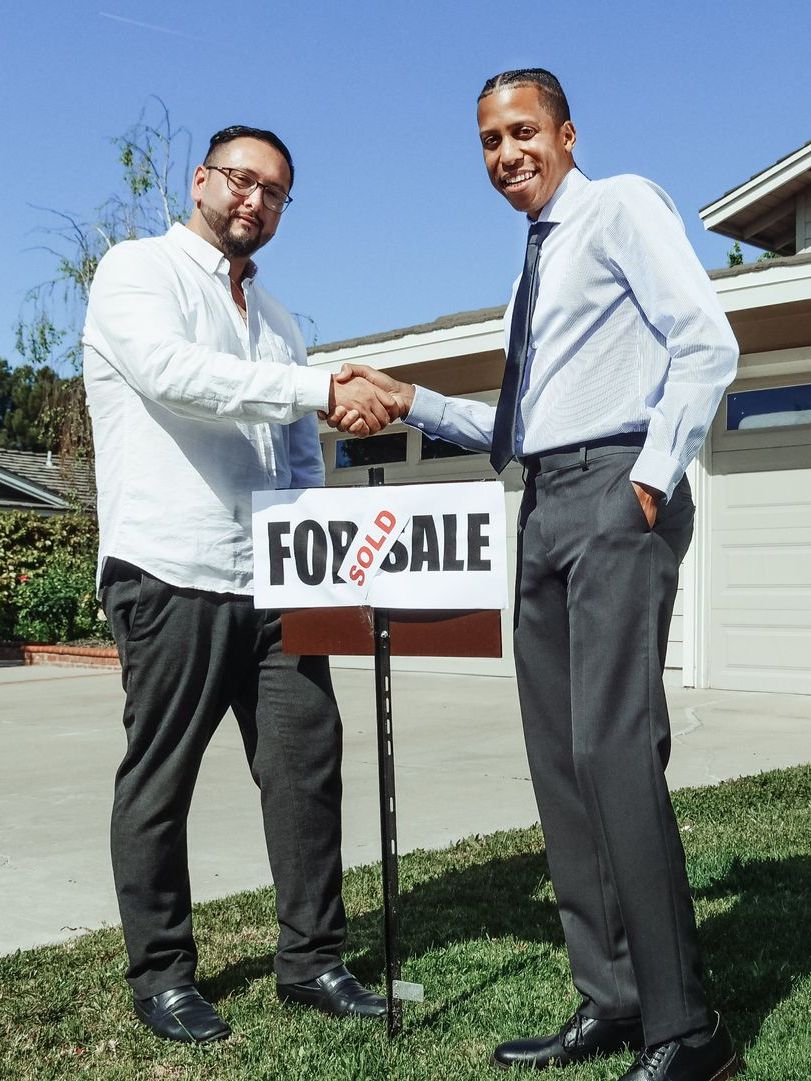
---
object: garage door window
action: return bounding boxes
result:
[335,432,408,469]
[420,434,477,460]
[727,383,811,431]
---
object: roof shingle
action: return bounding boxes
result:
[0,449,95,509]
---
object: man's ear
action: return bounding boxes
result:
[561,121,577,153]
[190,164,208,207]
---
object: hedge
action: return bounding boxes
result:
[0,511,111,643]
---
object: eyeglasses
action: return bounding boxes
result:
[206,165,292,213]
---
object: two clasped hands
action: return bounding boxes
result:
[321,365,413,436]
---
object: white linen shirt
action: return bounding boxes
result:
[83,222,331,594]
[407,168,739,500]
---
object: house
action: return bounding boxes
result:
[0,449,95,514]
[308,142,811,695]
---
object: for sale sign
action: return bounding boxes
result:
[252,481,508,610]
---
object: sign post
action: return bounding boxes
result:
[369,466,403,1035]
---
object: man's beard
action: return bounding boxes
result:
[200,204,263,259]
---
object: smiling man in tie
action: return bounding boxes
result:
[328,69,740,1080]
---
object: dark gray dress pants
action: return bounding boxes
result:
[514,446,712,1046]
[101,559,345,999]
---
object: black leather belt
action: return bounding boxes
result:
[520,431,646,476]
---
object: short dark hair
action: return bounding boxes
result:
[478,69,570,127]
[204,125,295,189]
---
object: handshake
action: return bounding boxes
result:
[320,364,414,437]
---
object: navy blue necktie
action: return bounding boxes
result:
[490,221,555,473]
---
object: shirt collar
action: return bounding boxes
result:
[166,222,258,282]
[532,166,589,225]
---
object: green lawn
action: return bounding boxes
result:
[1,766,809,1080]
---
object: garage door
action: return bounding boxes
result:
[710,378,811,693]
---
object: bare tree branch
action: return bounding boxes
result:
[17,99,192,464]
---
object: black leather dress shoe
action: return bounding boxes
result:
[133,985,231,1044]
[619,1013,739,1080]
[493,1013,645,1070]
[277,964,387,1019]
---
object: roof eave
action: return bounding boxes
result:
[699,141,811,236]
[0,468,71,509]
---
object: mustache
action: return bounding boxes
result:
[230,211,261,227]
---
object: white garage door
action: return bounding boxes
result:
[710,378,811,693]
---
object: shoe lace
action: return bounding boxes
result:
[561,1012,585,1050]
[637,1041,673,1076]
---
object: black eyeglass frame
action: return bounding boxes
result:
[205,165,293,213]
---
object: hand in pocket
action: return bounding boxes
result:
[631,481,661,529]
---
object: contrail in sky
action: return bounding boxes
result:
[99,11,208,43]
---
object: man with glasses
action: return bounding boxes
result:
[83,125,393,1044]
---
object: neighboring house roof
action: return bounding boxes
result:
[310,254,811,360]
[700,139,811,254]
[0,449,95,512]
[700,140,811,212]
[307,251,811,391]
[309,306,507,355]
[708,251,811,280]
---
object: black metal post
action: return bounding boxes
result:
[369,465,403,1037]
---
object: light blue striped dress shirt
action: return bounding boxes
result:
[406,167,738,500]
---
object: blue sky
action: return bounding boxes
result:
[2,0,809,368]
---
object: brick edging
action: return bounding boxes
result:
[0,643,120,668]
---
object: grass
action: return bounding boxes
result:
[1,766,810,1080]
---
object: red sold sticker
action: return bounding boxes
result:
[340,508,403,593]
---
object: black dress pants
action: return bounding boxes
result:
[514,446,712,1046]
[101,559,345,999]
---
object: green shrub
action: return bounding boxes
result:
[12,554,108,643]
[0,511,110,643]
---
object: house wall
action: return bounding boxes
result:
[797,190,811,253]
[312,261,811,691]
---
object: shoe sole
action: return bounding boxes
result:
[489,1052,573,1071]
[489,1051,741,1077]
[489,1038,643,1073]
[133,1005,231,1045]
[278,990,386,1020]
[709,1053,741,1081]
[137,1019,231,1044]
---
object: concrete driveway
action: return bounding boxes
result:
[2,662,810,956]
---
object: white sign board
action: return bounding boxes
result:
[252,481,508,610]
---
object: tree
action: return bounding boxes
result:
[727,241,744,268]
[727,240,780,268]
[0,358,61,451]
[18,97,192,377]
[12,99,192,464]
